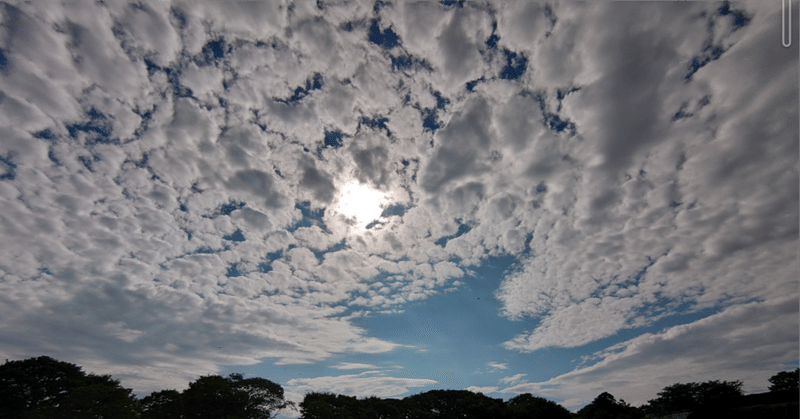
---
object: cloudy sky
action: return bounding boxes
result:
[0,0,797,415]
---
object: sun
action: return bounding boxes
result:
[335,181,387,231]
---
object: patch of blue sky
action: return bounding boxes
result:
[531,92,576,135]
[226,263,243,278]
[718,1,751,29]
[285,73,324,104]
[338,254,584,395]
[219,252,728,402]
[434,221,471,247]
[67,108,116,145]
[201,38,226,65]
[686,45,725,80]
[143,58,161,76]
[421,109,440,131]
[432,91,448,110]
[466,77,485,92]
[324,130,343,148]
[77,155,96,173]
[220,201,246,216]
[440,0,465,8]
[380,203,406,218]
[359,115,391,137]
[223,229,246,242]
[310,239,346,264]
[368,19,400,50]
[0,48,7,71]
[499,50,527,81]
[287,201,327,232]
[258,251,283,274]
[0,154,17,181]
[485,22,499,50]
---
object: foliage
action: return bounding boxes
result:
[181,373,293,419]
[644,380,743,416]
[768,369,799,392]
[139,389,184,419]
[404,389,508,418]
[506,393,572,419]
[576,391,644,419]
[0,356,138,419]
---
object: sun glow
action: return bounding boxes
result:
[335,181,387,231]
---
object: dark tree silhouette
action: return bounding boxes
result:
[768,369,799,392]
[644,380,743,416]
[506,393,572,419]
[576,392,643,419]
[299,392,360,419]
[139,389,184,419]
[403,389,508,418]
[183,373,292,419]
[0,356,138,419]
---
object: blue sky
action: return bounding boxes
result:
[0,1,797,417]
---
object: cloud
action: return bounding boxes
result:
[286,370,437,400]
[487,362,508,372]
[493,1,798,352]
[0,1,794,405]
[332,362,380,370]
[499,297,799,408]
[499,373,527,386]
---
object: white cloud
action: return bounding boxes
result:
[487,362,508,372]
[500,297,799,408]
[332,362,379,370]
[0,1,794,404]
[499,373,527,386]
[285,371,437,401]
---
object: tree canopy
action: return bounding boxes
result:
[575,391,643,419]
[144,373,294,419]
[0,356,138,419]
[643,380,743,416]
[768,368,799,392]
[2,356,796,419]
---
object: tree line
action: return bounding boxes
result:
[1,356,797,419]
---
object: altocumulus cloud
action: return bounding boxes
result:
[0,0,796,413]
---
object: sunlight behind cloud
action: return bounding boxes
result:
[334,180,388,231]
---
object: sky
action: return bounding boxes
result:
[0,1,797,416]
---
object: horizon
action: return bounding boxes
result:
[0,1,797,417]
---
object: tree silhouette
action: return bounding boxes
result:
[0,356,138,419]
[299,392,360,419]
[644,380,743,416]
[183,373,292,419]
[506,393,572,419]
[402,389,508,418]
[139,389,184,419]
[576,392,643,419]
[768,369,799,392]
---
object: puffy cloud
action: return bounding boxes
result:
[0,1,794,405]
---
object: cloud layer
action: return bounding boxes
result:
[0,1,795,409]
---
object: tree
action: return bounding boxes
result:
[403,389,508,418]
[183,373,293,419]
[644,380,743,416]
[576,392,643,419]
[299,392,359,419]
[140,389,185,419]
[768,369,799,392]
[0,356,138,419]
[506,393,572,419]
[506,393,571,419]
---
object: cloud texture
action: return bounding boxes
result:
[0,0,795,411]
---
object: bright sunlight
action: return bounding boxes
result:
[335,181,387,231]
